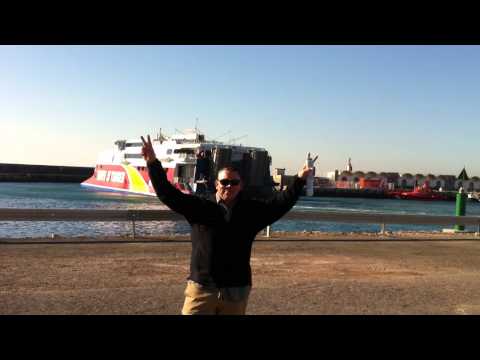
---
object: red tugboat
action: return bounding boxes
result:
[388,180,449,201]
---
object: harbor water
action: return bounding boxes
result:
[1,182,480,239]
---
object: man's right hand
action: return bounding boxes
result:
[297,164,314,180]
[141,135,157,165]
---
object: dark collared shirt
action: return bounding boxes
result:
[216,192,236,222]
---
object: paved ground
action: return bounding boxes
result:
[1,232,480,315]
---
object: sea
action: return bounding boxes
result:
[1,182,479,238]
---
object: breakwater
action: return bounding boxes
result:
[0,163,94,183]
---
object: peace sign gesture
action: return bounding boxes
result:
[298,164,314,180]
[141,135,157,165]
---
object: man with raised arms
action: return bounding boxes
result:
[141,135,312,315]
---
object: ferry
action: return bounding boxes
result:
[81,128,274,197]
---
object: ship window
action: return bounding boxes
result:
[167,149,173,155]
[125,154,143,159]
[125,142,143,147]
[174,148,195,154]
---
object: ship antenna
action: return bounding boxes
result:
[228,134,248,145]
[194,118,204,135]
[212,130,231,142]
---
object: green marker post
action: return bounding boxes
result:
[455,187,467,231]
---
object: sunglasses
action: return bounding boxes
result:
[218,179,241,187]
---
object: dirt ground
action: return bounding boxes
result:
[1,232,480,315]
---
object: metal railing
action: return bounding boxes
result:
[1,208,479,239]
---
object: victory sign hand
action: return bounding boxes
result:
[298,165,314,180]
[141,135,157,165]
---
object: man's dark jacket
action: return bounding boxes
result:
[148,159,306,288]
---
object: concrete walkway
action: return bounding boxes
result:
[1,235,480,314]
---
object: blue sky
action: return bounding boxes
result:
[1,45,479,176]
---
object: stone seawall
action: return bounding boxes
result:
[0,163,94,183]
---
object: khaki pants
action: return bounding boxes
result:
[181,281,250,315]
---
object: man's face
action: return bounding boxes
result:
[216,169,242,204]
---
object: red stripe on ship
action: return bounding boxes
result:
[136,165,189,193]
[83,164,184,194]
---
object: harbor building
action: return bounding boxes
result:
[327,160,480,192]
[274,158,480,194]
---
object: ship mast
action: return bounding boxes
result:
[346,157,353,172]
[157,128,166,143]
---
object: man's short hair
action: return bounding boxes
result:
[217,166,242,179]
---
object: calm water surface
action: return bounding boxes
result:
[1,183,478,238]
